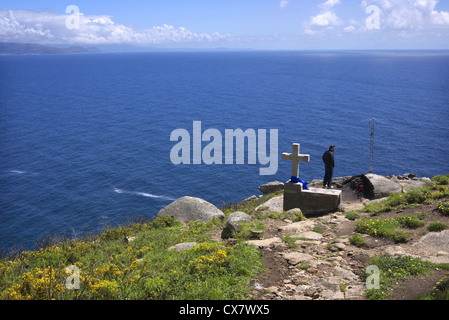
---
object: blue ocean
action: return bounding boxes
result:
[1,51,448,252]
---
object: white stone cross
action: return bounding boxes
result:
[282,143,310,178]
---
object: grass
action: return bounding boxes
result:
[349,233,366,247]
[345,211,359,221]
[438,201,449,216]
[220,190,283,216]
[355,213,426,243]
[254,210,306,222]
[362,176,449,216]
[427,222,448,232]
[0,215,263,300]
[233,221,266,240]
[363,255,449,300]
[351,175,449,243]
[419,276,449,300]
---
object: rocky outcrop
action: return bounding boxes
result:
[156,196,225,223]
[309,173,431,200]
[362,173,403,199]
[251,213,368,300]
[258,181,284,195]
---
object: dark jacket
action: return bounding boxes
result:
[322,150,334,168]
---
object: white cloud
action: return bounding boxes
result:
[279,0,289,8]
[319,0,341,11]
[304,0,342,35]
[362,0,449,30]
[309,11,342,27]
[0,9,230,46]
[343,25,356,33]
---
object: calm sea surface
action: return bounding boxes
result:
[1,51,448,252]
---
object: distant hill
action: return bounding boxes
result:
[0,42,101,55]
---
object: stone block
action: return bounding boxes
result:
[283,181,342,214]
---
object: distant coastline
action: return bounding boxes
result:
[0,42,101,55]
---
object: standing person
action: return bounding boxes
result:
[322,145,335,189]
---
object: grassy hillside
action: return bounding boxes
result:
[0,215,262,300]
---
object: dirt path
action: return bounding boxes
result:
[247,190,449,300]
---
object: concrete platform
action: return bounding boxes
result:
[283,181,342,215]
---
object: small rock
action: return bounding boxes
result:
[334,243,346,251]
[279,220,315,233]
[283,252,314,265]
[168,242,198,252]
[333,237,349,244]
[266,286,278,294]
[285,284,297,291]
[293,231,323,241]
[333,266,358,282]
[246,237,283,249]
[124,236,136,243]
[252,281,264,290]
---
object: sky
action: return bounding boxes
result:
[1,0,449,50]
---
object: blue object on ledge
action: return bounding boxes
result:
[290,176,309,190]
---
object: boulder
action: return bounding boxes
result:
[258,181,284,195]
[362,173,403,199]
[284,208,305,221]
[221,211,252,239]
[156,196,225,223]
[254,194,284,214]
[226,211,252,233]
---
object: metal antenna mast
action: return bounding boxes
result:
[369,118,376,173]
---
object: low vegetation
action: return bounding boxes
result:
[363,255,449,300]
[362,176,449,216]
[220,190,283,216]
[355,213,425,243]
[2,174,449,301]
[0,215,263,300]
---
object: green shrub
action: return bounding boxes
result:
[0,214,264,300]
[427,222,448,232]
[256,209,305,222]
[428,276,449,300]
[438,202,449,216]
[345,211,359,221]
[234,221,265,240]
[355,217,411,243]
[395,214,425,229]
[99,226,133,241]
[432,174,449,185]
[150,214,181,229]
[364,255,435,300]
[349,233,366,247]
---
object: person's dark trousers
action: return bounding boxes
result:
[323,165,333,188]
